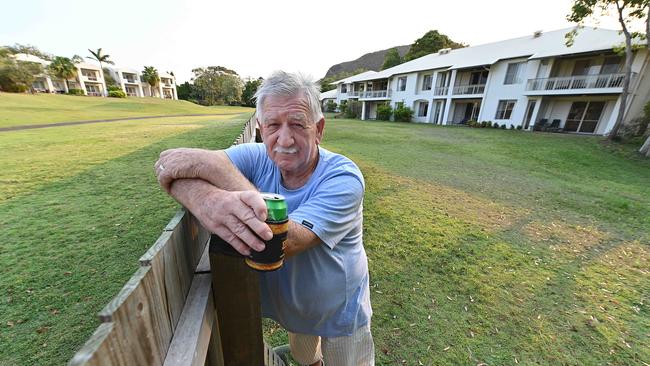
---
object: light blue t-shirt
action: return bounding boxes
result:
[225,143,371,337]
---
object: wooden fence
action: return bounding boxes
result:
[69,114,285,366]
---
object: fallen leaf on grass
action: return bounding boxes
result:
[36,326,49,334]
[444,346,451,351]
[7,321,14,327]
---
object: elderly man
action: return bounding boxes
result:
[154,71,374,365]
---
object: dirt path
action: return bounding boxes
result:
[0,113,244,132]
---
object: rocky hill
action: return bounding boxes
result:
[323,45,411,78]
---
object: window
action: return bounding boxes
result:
[495,100,516,119]
[340,84,347,93]
[418,101,429,117]
[504,62,525,84]
[422,75,433,90]
[601,56,622,74]
[397,77,407,91]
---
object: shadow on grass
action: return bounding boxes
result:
[0,120,244,365]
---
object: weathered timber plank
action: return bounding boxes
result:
[196,244,210,273]
[209,249,264,366]
[98,266,173,366]
[68,322,136,366]
[163,274,215,366]
[205,315,225,366]
[139,210,209,332]
[263,343,286,366]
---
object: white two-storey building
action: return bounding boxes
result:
[333,28,650,135]
[14,54,178,99]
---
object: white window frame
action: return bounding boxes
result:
[504,62,525,85]
[422,75,433,91]
[495,100,516,119]
[418,101,429,117]
[397,77,407,92]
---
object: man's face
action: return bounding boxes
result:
[259,94,324,176]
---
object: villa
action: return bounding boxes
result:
[15,54,177,99]
[332,28,650,135]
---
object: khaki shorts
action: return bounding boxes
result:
[288,323,375,365]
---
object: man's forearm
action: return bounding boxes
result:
[201,150,256,191]
[169,178,218,213]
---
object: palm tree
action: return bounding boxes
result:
[87,48,114,85]
[142,66,160,97]
[47,56,77,91]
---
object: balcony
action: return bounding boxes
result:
[359,90,391,99]
[526,73,629,93]
[347,91,360,98]
[434,86,449,96]
[124,78,137,84]
[452,84,485,95]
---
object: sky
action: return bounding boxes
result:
[1,0,640,83]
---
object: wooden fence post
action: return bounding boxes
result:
[209,235,264,366]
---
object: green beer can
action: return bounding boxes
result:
[245,193,288,271]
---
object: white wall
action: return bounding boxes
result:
[479,57,530,127]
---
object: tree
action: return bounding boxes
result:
[319,68,368,92]
[142,66,160,97]
[47,56,78,90]
[403,30,466,61]
[241,77,263,107]
[0,48,43,92]
[567,0,649,141]
[191,66,243,105]
[103,67,118,87]
[87,48,114,84]
[177,81,197,101]
[5,43,52,61]
[382,48,403,70]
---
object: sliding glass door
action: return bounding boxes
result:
[565,101,605,133]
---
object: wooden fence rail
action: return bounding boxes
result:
[70,114,284,366]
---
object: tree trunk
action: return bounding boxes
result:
[640,135,650,157]
[608,1,634,141]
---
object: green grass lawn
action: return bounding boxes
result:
[264,119,650,365]
[0,93,250,128]
[0,107,252,365]
[2,110,649,365]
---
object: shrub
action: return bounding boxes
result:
[325,100,337,113]
[516,125,523,130]
[108,90,126,98]
[493,123,499,128]
[67,88,85,95]
[486,121,493,128]
[509,125,515,130]
[376,104,393,121]
[501,124,507,129]
[394,106,413,122]
[339,100,348,113]
[344,100,361,119]
[107,85,122,92]
[480,121,487,128]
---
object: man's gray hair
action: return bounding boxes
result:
[255,71,324,124]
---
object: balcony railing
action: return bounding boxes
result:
[360,90,391,99]
[83,75,98,81]
[347,91,360,97]
[452,84,486,95]
[124,79,137,83]
[526,73,629,91]
[434,86,449,96]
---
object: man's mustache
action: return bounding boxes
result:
[274,146,298,154]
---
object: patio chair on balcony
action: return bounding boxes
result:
[533,118,549,131]
[547,119,563,132]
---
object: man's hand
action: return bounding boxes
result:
[154,148,216,193]
[186,184,273,256]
